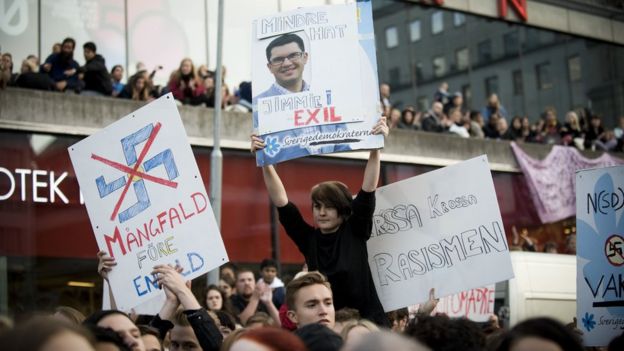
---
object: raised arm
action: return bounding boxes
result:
[251,134,289,207]
[362,117,389,192]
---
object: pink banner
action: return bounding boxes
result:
[510,142,624,223]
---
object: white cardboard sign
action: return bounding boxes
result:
[69,94,228,311]
[367,156,514,312]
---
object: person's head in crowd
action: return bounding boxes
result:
[1,53,13,73]
[260,258,279,285]
[286,271,335,329]
[387,308,409,333]
[438,82,448,92]
[26,54,40,65]
[294,323,343,351]
[245,312,274,329]
[170,309,201,351]
[220,328,247,351]
[389,108,401,128]
[497,117,509,135]
[111,65,124,83]
[220,262,237,282]
[348,331,430,351]
[52,43,62,55]
[590,114,602,129]
[334,307,360,334]
[310,181,352,234]
[265,33,308,92]
[401,107,415,126]
[135,62,146,72]
[196,64,210,79]
[83,42,97,62]
[238,81,252,104]
[495,317,583,351]
[521,116,531,131]
[84,310,145,351]
[53,306,86,325]
[235,268,256,299]
[229,327,307,351]
[543,241,558,253]
[137,325,161,351]
[489,113,501,129]
[340,319,379,350]
[405,315,485,351]
[21,57,39,74]
[204,284,226,311]
[487,93,500,108]
[510,116,522,132]
[89,326,131,351]
[543,107,558,126]
[451,92,463,107]
[470,110,484,127]
[565,111,580,129]
[176,58,197,81]
[60,37,76,61]
[6,316,95,351]
[449,108,462,125]
[431,101,444,117]
[608,331,624,351]
[219,275,236,298]
[380,83,390,98]
[127,72,150,101]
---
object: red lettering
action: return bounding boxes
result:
[294,109,304,126]
[306,109,320,125]
[329,106,342,122]
[499,0,528,22]
[179,201,196,220]
[191,192,208,214]
[137,223,150,246]
[168,207,182,229]
[104,226,126,258]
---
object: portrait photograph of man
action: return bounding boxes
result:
[257,33,310,99]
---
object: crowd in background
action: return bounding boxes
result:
[382,81,624,152]
[1,257,622,351]
[2,37,623,155]
[0,37,253,113]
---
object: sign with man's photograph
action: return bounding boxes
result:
[251,2,383,166]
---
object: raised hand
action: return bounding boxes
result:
[372,116,389,137]
[97,250,117,281]
[250,134,265,153]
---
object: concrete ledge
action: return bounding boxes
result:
[0,88,616,172]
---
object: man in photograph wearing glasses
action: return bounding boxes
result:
[258,33,309,97]
[253,33,351,166]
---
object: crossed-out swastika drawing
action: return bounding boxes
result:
[92,122,179,223]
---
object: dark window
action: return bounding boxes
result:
[409,20,421,42]
[513,70,523,95]
[462,84,472,109]
[417,96,429,112]
[412,62,424,82]
[504,31,519,56]
[568,56,582,82]
[432,56,446,77]
[431,11,444,34]
[453,12,465,27]
[456,48,469,71]
[536,62,552,90]
[478,40,492,63]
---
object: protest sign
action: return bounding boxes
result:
[69,93,228,311]
[251,2,383,166]
[576,166,624,346]
[367,156,514,312]
[432,285,495,322]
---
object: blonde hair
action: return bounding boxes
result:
[340,319,380,341]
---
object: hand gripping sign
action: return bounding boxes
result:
[69,94,228,311]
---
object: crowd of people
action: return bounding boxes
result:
[1,257,622,351]
[0,37,253,112]
[381,82,624,153]
[3,38,623,156]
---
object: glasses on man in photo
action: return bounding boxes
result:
[269,52,304,66]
